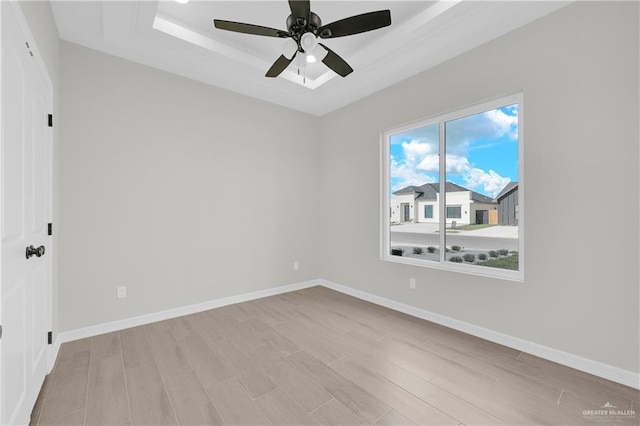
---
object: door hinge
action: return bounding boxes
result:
[47,331,52,345]
[48,114,53,127]
[0,325,3,340]
[48,223,53,236]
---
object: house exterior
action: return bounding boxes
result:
[390,182,498,226]
[495,181,519,226]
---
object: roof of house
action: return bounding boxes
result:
[393,185,424,195]
[392,182,495,204]
[494,181,518,201]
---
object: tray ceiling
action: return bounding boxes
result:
[51,1,570,116]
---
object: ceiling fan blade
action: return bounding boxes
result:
[318,10,391,39]
[288,0,310,20]
[318,43,353,77]
[214,20,289,38]
[266,52,297,77]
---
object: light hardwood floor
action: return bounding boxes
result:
[30,286,639,425]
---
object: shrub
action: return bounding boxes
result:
[391,248,404,256]
[449,256,463,263]
[413,247,423,255]
[427,246,436,253]
[489,250,499,258]
[478,253,488,261]
[463,253,476,263]
[445,247,450,252]
[477,254,519,271]
[451,245,462,252]
[499,249,509,256]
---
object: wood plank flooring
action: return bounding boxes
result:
[30,286,639,425]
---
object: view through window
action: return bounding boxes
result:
[383,94,523,280]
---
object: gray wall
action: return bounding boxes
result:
[318,1,639,373]
[58,42,322,331]
[498,188,518,226]
[19,1,60,337]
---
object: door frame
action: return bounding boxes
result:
[0,1,54,422]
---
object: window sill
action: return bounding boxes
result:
[381,253,524,283]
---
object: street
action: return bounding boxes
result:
[390,231,518,251]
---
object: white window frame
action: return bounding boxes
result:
[380,93,524,282]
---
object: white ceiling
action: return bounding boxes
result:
[51,0,570,116]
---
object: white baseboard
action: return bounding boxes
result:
[48,338,62,373]
[55,279,321,348]
[319,279,640,390]
[52,277,639,390]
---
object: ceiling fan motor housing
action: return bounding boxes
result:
[286,11,323,47]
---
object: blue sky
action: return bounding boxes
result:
[390,104,518,198]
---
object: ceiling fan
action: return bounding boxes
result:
[213,0,391,78]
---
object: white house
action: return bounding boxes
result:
[390,182,498,226]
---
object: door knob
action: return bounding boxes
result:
[26,245,45,259]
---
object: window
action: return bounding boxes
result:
[424,205,433,219]
[446,206,461,219]
[382,94,523,281]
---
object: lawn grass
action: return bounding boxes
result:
[450,224,497,231]
[477,254,519,270]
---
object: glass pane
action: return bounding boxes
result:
[425,205,433,218]
[444,104,519,270]
[446,206,461,219]
[389,122,440,261]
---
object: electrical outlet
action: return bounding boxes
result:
[409,278,416,289]
[117,286,127,299]
[293,261,299,271]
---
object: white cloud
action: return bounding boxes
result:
[390,156,435,192]
[463,168,511,198]
[416,153,509,197]
[390,137,511,197]
[484,108,518,140]
[401,140,433,162]
[416,154,438,172]
[416,154,471,175]
[445,155,471,175]
[445,105,518,153]
[390,140,437,191]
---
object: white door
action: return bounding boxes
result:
[1,2,53,425]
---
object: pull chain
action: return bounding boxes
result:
[296,52,306,84]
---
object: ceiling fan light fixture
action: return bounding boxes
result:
[174,0,189,4]
[306,54,317,63]
[300,32,317,52]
